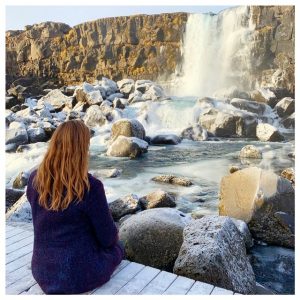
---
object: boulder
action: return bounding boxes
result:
[27,127,47,143]
[142,85,166,101]
[250,88,279,108]
[274,97,295,118]
[75,82,103,105]
[239,145,262,159]
[6,189,24,212]
[281,168,295,184]
[181,124,208,141]
[173,216,256,294]
[128,90,144,104]
[91,168,122,179]
[6,122,28,146]
[119,208,191,270]
[281,112,295,129]
[117,79,135,97]
[231,218,254,249]
[150,134,181,145]
[6,194,32,222]
[13,171,30,189]
[108,194,140,220]
[107,93,124,102]
[110,118,145,142]
[113,98,125,109]
[139,190,176,209]
[151,175,193,186]
[6,96,21,109]
[256,123,284,142]
[37,89,73,111]
[101,77,118,96]
[219,167,295,248]
[83,105,106,127]
[106,136,148,158]
[230,98,267,115]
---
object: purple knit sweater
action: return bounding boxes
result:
[26,170,124,294]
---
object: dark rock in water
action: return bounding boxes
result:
[150,134,181,145]
[10,104,22,113]
[250,88,279,108]
[152,174,193,186]
[181,124,208,141]
[6,188,24,212]
[13,172,30,189]
[112,98,125,109]
[6,96,21,109]
[119,208,191,270]
[109,194,140,220]
[281,113,295,129]
[139,190,176,209]
[249,245,295,294]
[219,167,295,248]
[6,123,28,146]
[274,97,294,118]
[173,216,256,294]
[27,127,47,143]
[230,98,267,115]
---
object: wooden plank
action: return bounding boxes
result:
[163,275,195,295]
[92,262,145,295]
[6,235,34,254]
[6,230,33,246]
[211,286,234,295]
[20,284,44,295]
[139,270,177,295]
[6,227,26,239]
[186,280,214,295]
[6,243,33,264]
[6,252,32,273]
[116,266,160,295]
[6,273,36,295]
[6,265,31,287]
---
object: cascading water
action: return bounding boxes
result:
[172,6,255,97]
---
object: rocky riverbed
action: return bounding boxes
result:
[5,76,295,294]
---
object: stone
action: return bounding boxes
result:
[106,136,148,158]
[281,168,294,184]
[181,124,208,141]
[142,84,166,101]
[150,134,181,145]
[281,112,295,129]
[109,194,140,220]
[91,168,122,179]
[6,194,32,222]
[173,216,256,294]
[110,118,145,142]
[27,127,47,143]
[107,93,124,102]
[13,171,30,189]
[250,88,279,108]
[239,145,262,159]
[230,98,267,114]
[101,77,118,96]
[75,82,103,105]
[6,122,28,146]
[128,90,144,104]
[274,97,295,118]
[83,105,106,127]
[151,175,193,186]
[219,167,295,248]
[6,189,24,212]
[229,165,242,173]
[117,79,135,97]
[256,123,284,142]
[38,89,73,111]
[139,190,176,209]
[6,96,21,109]
[113,98,125,109]
[119,208,191,270]
[231,218,254,249]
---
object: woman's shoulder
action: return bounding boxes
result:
[87,173,104,189]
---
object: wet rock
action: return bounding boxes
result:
[274,97,294,118]
[6,122,28,146]
[83,105,106,127]
[240,145,262,159]
[288,151,295,159]
[109,194,140,220]
[152,174,193,186]
[101,77,119,97]
[281,168,294,184]
[128,90,144,104]
[150,134,181,145]
[6,189,24,212]
[173,216,256,294]
[219,167,295,248]
[256,123,284,142]
[91,168,122,179]
[6,96,21,109]
[139,190,176,209]
[119,208,191,270]
[231,218,254,249]
[6,194,32,222]
[281,112,295,129]
[37,89,73,111]
[13,171,30,189]
[230,98,267,114]
[250,88,279,108]
[229,165,242,173]
[27,127,47,143]
[142,84,167,101]
[117,78,135,97]
[110,118,145,142]
[181,124,208,141]
[107,136,148,158]
[75,82,103,105]
[112,98,125,109]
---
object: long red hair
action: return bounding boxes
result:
[33,120,91,211]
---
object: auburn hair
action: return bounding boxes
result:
[33,120,91,211]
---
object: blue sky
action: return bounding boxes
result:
[6,6,232,30]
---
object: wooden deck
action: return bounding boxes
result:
[6,222,239,295]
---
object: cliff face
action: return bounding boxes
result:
[6,13,187,86]
[5,6,294,94]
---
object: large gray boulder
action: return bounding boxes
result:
[119,208,191,270]
[256,123,284,142]
[150,134,181,145]
[83,105,106,127]
[274,97,295,118]
[75,83,103,106]
[219,167,294,248]
[173,216,256,294]
[110,118,145,142]
[230,98,267,115]
[38,89,73,111]
[117,79,135,97]
[250,88,279,108]
[6,122,28,146]
[106,136,148,158]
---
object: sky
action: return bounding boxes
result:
[6,5,232,30]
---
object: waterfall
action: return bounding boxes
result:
[172,6,255,97]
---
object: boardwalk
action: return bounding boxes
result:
[6,222,238,295]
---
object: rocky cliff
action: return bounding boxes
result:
[5,6,294,94]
